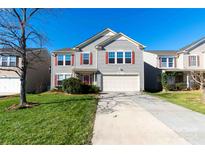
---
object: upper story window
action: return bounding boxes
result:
[57,55,64,65]
[2,56,8,66]
[117,52,123,64]
[108,52,115,64]
[160,56,174,68]
[189,55,197,67]
[10,56,16,67]
[0,56,17,67]
[107,51,133,64]
[56,54,72,66]
[125,52,132,64]
[83,53,89,64]
[65,54,71,65]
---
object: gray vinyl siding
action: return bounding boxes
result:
[81,35,113,51]
[74,51,97,69]
[98,40,144,91]
[50,54,73,89]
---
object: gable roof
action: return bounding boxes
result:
[179,37,205,52]
[74,28,116,50]
[95,32,146,49]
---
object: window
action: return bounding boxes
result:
[125,52,131,64]
[108,52,115,64]
[58,55,64,65]
[57,74,64,86]
[10,56,16,67]
[189,56,197,66]
[160,57,174,68]
[168,58,173,67]
[2,56,8,66]
[161,57,167,67]
[117,52,123,64]
[57,74,71,86]
[65,54,71,65]
[83,53,89,64]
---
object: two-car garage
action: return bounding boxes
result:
[102,75,140,92]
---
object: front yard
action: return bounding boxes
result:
[0,92,97,144]
[149,91,205,114]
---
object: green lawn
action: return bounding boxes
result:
[0,92,97,145]
[149,91,205,114]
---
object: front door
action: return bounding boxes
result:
[83,75,90,85]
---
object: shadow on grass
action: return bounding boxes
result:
[39,97,95,105]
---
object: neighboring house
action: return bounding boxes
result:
[0,48,50,94]
[144,37,205,91]
[51,28,145,92]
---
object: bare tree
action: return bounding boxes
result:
[0,9,45,107]
[191,71,205,102]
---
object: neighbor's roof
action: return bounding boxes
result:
[96,32,146,48]
[145,50,178,55]
[74,28,116,49]
[52,48,75,53]
[0,48,48,56]
[179,37,205,52]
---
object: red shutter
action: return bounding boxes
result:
[132,51,135,64]
[80,53,82,65]
[54,54,57,66]
[174,57,177,68]
[54,75,57,87]
[159,57,162,67]
[72,53,74,65]
[105,52,108,64]
[197,56,200,66]
[90,52,93,65]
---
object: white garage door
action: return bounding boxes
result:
[0,78,20,94]
[103,75,140,92]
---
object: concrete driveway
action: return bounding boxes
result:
[92,92,205,144]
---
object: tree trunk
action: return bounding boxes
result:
[202,86,205,104]
[19,57,27,106]
[19,8,27,107]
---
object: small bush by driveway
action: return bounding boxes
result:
[0,92,97,144]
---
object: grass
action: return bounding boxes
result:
[149,90,205,114]
[0,92,97,145]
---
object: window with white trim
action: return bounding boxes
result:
[125,52,132,64]
[189,56,197,66]
[57,74,71,86]
[0,56,17,67]
[10,56,17,67]
[117,52,123,64]
[108,51,132,64]
[65,54,71,65]
[160,56,174,68]
[57,55,64,65]
[108,52,115,64]
[83,53,89,64]
[2,56,8,66]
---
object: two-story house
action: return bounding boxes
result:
[51,28,145,92]
[0,48,50,95]
[144,37,205,91]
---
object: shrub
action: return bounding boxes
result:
[62,77,82,94]
[166,84,176,91]
[62,77,100,94]
[175,82,187,90]
[88,85,100,94]
[192,83,200,90]
[81,84,100,94]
